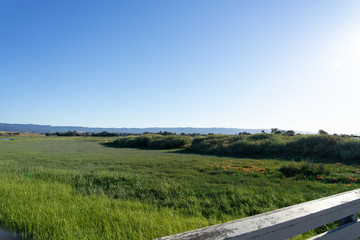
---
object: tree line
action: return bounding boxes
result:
[46,131,122,137]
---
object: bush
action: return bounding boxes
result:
[113,135,152,147]
[188,134,360,161]
[287,135,341,158]
[112,135,192,149]
[280,162,329,178]
[147,136,192,149]
[339,140,360,160]
[113,133,360,161]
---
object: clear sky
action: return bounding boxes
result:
[1,0,360,134]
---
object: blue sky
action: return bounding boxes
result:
[1,0,360,134]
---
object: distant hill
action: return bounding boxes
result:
[0,123,272,135]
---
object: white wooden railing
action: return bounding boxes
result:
[156,189,360,240]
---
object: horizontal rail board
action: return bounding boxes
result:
[0,226,22,240]
[308,219,360,240]
[156,189,360,240]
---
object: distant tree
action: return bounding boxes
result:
[157,131,174,136]
[239,131,251,135]
[271,128,282,134]
[55,131,78,136]
[92,131,120,137]
[189,133,201,137]
[318,129,328,135]
[283,130,295,136]
[70,131,78,136]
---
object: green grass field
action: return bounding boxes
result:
[0,136,359,239]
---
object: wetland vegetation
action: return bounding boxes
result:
[0,135,359,239]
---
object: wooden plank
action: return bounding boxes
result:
[156,189,360,240]
[308,219,360,240]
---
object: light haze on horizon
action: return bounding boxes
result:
[1,1,360,134]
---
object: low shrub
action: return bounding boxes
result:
[188,134,360,161]
[112,135,192,149]
[112,133,360,161]
[280,162,329,178]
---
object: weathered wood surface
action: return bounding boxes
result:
[308,219,360,240]
[0,227,22,240]
[156,189,360,240]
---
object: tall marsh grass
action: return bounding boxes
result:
[0,137,359,239]
[112,134,360,161]
[0,172,215,239]
[112,134,192,149]
[189,134,360,161]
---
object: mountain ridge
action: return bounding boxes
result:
[0,123,273,135]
